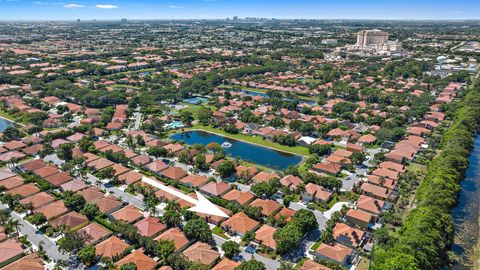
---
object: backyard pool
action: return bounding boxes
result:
[166,121,185,130]
[170,130,303,170]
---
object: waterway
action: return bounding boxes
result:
[232,89,318,106]
[451,135,480,270]
[0,117,15,132]
[170,130,303,170]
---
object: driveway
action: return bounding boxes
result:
[213,235,280,270]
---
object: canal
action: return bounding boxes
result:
[451,135,480,270]
[170,130,303,170]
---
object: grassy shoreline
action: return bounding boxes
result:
[219,84,319,102]
[183,124,310,157]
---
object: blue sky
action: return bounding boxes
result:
[0,0,479,20]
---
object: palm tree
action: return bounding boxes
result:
[7,219,21,235]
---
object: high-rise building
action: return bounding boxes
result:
[356,29,388,48]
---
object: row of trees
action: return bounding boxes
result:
[372,79,480,269]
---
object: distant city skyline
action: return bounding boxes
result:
[0,0,479,21]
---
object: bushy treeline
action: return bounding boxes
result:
[371,79,480,270]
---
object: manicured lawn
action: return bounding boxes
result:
[219,84,318,102]
[212,226,228,239]
[0,110,26,125]
[407,162,427,174]
[186,124,310,157]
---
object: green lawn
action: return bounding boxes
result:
[219,84,318,102]
[0,110,26,126]
[185,124,310,157]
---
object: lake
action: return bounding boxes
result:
[451,135,480,270]
[170,130,303,170]
[232,89,318,106]
[0,117,15,132]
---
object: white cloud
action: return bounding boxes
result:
[95,4,118,9]
[64,3,83,8]
[168,5,183,9]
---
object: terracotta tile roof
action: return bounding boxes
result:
[251,199,282,216]
[134,217,167,237]
[0,253,44,270]
[160,166,187,181]
[111,205,143,223]
[199,182,231,196]
[77,187,104,203]
[97,195,123,214]
[0,151,25,162]
[164,143,184,153]
[378,161,406,173]
[356,195,385,215]
[8,183,39,198]
[34,200,68,220]
[254,224,277,250]
[0,240,24,266]
[346,209,374,224]
[182,242,220,266]
[21,144,43,156]
[360,182,390,199]
[3,140,26,150]
[0,169,16,181]
[59,179,87,192]
[358,134,377,144]
[78,222,111,244]
[221,189,255,205]
[155,227,189,252]
[196,204,231,224]
[110,164,130,176]
[222,212,259,235]
[155,186,183,202]
[235,165,258,179]
[82,153,100,163]
[300,260,331,270]
[131,154,151,166]
[312,162,342,175]
[279,175,303,190]
[372,168,399,181]
[87,158,114,171]
[212,258,240,270]
[32,165,59,178]
[315,243,353,264]
[118,170,143,185]
[115,249,157,270]
[50,211,88,229]
[275,207,296,222]
[144,160,169,173]
[180,174,209,188]
[251,172,280,184]
[95,236,130,258]
[304,183,333,202]
[93,140,110,150]
[20,192,54,209]
[0,175,24,190]
[43,172,73,186]
[22,159,47,172]
[332,223,365,248]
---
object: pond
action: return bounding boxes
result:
[170,130,303,170]
[451,135,480,270]
[232,89,318,106]
[0,117,15,132]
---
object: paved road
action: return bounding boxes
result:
[133,112,142,130]
[86,173,146,210]
[213,235,281,270]
[0,204,71,263]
